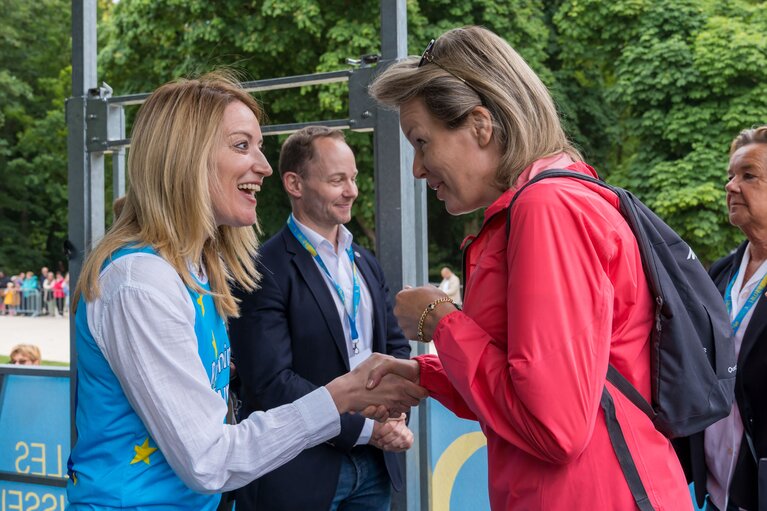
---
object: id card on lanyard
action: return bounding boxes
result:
[287,214,362,354]
[725,267,767,334]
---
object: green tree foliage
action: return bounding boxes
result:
[94,0,557,278]
[554,0,767,261]
[0,0,71,274]
[3,0,765,276]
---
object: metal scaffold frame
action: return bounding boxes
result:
[59,0,430,509]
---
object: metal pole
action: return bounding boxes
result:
[375,2,430,510]
[110,103,127,202]
[113,148,126,200]
[67,0,100,449]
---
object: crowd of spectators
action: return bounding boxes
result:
[0,267,69,317]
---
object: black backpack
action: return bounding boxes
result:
[506,170,736,511]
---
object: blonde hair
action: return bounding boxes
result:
[10,344,41,364]
[75,71,262,319]
[730,125,767,155]
[370,26,581,189]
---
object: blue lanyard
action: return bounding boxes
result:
[287,215,361,352]
[725,265,767,334]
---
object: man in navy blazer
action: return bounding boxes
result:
[229,126,413,511]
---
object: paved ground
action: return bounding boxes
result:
[0,314,70,363]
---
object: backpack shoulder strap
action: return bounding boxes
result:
[505,169,613,238]
[505,169,656,420]
[601,386,656,511]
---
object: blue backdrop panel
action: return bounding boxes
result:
[426,399,707,510]
[0,374,70,507]
[0,480,66,510]
[427,400,490,511]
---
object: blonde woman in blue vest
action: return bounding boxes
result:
[66,72,426,510]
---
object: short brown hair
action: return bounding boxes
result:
[278,126,346,178]
[730,125,767,155]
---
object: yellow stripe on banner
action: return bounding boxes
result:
[432,431,487,511]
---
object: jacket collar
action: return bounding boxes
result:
[280,226,351,369]
[280,225,385,367]
[482,153,596,223]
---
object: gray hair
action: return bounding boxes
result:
[730,125,767,155]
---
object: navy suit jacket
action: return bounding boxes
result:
[229,225,411,511]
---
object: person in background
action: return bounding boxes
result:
[684,125,767,511]
[43,272,56,317]
[20,270,39,315]
[230,126,414,511]
[13,272,24,290]
[63,272,70,315]
[0,271,8,315]
[66,72,425,511]
[52,271,65,316]
[10,344,41,365]
[39,266,50,315]
[437,266,461,306]
[366,26,691,510]
[4,282,17,316]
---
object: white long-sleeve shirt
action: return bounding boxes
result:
[86,251,341,492]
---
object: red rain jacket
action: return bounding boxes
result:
[417,159,691,510]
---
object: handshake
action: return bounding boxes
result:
[325,353,427,421]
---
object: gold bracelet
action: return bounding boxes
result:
[417,297,455,343]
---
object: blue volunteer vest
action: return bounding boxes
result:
[67,246,230,510]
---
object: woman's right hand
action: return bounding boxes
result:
[395,285,457,341]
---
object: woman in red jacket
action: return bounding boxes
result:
[368,26,691,510]
[52,271,66,316]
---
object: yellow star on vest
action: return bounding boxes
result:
[71,471,78,485]
[212,331,218,356]
[130,438,158,465]
[196,294,205,316]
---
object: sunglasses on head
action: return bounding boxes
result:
[418,39,488,109]
[418,39,471,87]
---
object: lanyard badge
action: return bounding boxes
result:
[725,267,767,334]
[287,215,361,354]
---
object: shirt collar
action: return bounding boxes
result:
[290,214,353,255]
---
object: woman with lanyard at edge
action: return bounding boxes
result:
[689,125,767,511]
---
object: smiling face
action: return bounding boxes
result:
[287,136,358,242]
[399,97,503,215]
[725,143,767,234]
[210,101,273,228]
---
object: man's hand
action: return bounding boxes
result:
[365,356,420,388]
[325,354,427,421]
[370,416,414,452]
[360,356,422,420]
